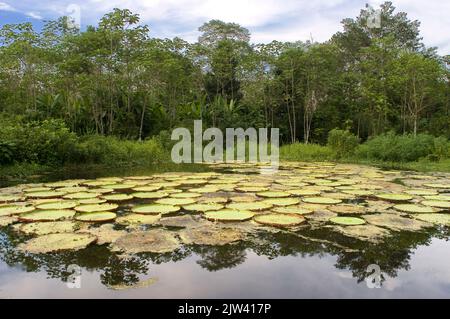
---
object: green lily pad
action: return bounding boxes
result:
[132,192,169,199]
[421,200,450,209]
[36,201,78,210]
[261,198,300,206]
[375,193,413,202]
[183,203,224,212]
[75,212,117,222]
[18,233,97,253]
[204,209,255,222]
[132,186,162,192]
[26,191,66,199]
[19,221,78,235]
[179,226,243,245]
[170,192,202,198]
[413,214,450,226]
[132,204,180,215]
[101,194,134,201]
[19,209,76,222]
[328,205,366,214]
[253,213,305,227]
[302,197,342,205]
[329,216,366,225]
[363,213,432,231]
[256,191,290,198]
[393,204,437,214]
[74,203,118,213]
[116,214,161,226]
[272,206,313,215]
[422,195,450,201]
[287,189,321,196]
[64,192,100,200]
[423,183,450,189]
[226,201,273,211]
[155,198,196,206]
[23,187,52,193]
[0,205,35,216]
[0,195,23,203]
[333,225,391,243]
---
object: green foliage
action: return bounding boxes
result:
[280,143,334,162]
[355,132,447,162]
[0,141,16,165]
[327,129,360,159]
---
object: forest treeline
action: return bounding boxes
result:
[0,1,448,142]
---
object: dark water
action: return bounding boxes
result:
[1,165,450,298]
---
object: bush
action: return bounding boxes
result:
[0,141,16,165]
[327,129,360,159]
[356,132,447,162]
[280,143,334,162]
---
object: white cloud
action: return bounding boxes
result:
[0,1,16,12]
[26,11,43,20]
[0,0,448,54]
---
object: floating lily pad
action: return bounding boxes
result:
[79,224,126,244]
[375,193,413,202]
[111,230,180,254]
[342,190,374,196]
[75,212,117,222]
[405,189,438,196]
[78,198,107,205]
[132,192,169,199]
[423,195,450,201]
[116,214,161,225]
[101,184,136,190]
[36,201,78,210]
[64,192,100,200]
[226,201,273,211]
[19,221,78,235]
[423,183,450,189]
[23,187,52,193]
[413,214,450,226]
[329,216,366,225]
[132,186,162,192]
[132,204,180,215]
[363,213,432,231]
[287,189,321,196]
[26,191,66,199]
[179,226,243,245]
[0,205,35,216]
[0,216,18,227]
[256,191,290,198]
[19,209,76,222]
[235,186,269,192]
[18,233,97,253]
[261,198,300,206]
[57,187,89,193]
[0,195,22,203]
[170,192,202,198]
[333,225,391,243]
[102,194,134,201]
[272,206,313,215]
[204,209,255,222]
[75,203,118,213]
[329,205,366,215]
[155,198,196,206]
[421,199,449,209]
[393,204,437,214]
[198,196,229,204]
[253,213,305,227]
[183,203,224,212]
[302,197,342,205]
[159,215,201,228]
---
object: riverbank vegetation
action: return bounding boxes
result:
[0,2,449,177]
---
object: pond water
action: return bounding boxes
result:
[0,162,449,298]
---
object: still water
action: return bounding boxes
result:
[0,163,449,298]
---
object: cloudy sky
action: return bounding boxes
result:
[0,0,448,54]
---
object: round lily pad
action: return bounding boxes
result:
[393,204,437,214]
[253,213,305,227]
[329,216,366,225]
[19,209,76,222]
[155,198,197,206]
[302,197,342,205]
[102,194,134,201]
[101,184,136,190]
[333,225,391,243]
[75,212,117,222]
[111,230,180,254]
[64,192,100,200]
[23,187,52,193]
[375,193,413,202]
[405,189,438,196]
[0,195,22,203]
[363,213,432,231]
[132,186,162,192]
[226,201,273,211]
[328,205,366,214]
[423,183,450,189]
[204,209,255,222]
[19,221,78,235]
[116,214,161,225]
[183,203,224,212]
[170,192,202,198]
[0,216,18,227]
[132,192,169,199]
[132,204,180,215]
[235,186,269,193]
[421,200,450,209]
[57,187,89,193]
[287,189,321,196]
[413,214,450,226]
[78,198,107,205]
[422,195,450,201]
[26,191,66,199]
[179,227,243,245]
[36,201,78,210]
[261,198,300,206]
[18,233,97,253]
[272,206,313,215]
[256,191,290,198]
[74,203,118,213]
[0,205,35,216]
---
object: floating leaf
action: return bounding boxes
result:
[421,200,450,209]
[111,230,179,254]
[0,216,18,227]
[132,204,180,215]
[75,212,116,222]
[272,206,313,215]
[102,194,134,201]
[116,214,161,225]
[329,217,366,225]
[170,192,202,198]
[413,214,450,226]
[333,225,391,243]
[226,201,272,211]
[261,198,300,206]
[179,226,243,245]
[75,203,118,213]
[132,192,169,199]
[155,198,196,206]
[253,213,305,227]
[36,201,78,210]
[0,205,35,216]
[19,221,78,235]
[329,205,366,215]
[375,193,413,202]
[256,191,290,198]
[302,197,342,205]
[20,209,76,222]
[204,209,254,222]
[183,203,224,212]
[64,192,100,200]
[363,213,432,231]
[18,233,97,253]
[80,224,126,244]
[393,204,437,214]
[26,191,66,199]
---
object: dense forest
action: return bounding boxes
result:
[0,2,449,170]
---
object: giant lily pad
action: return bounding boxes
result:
[18,233,97,253]
[116,214,161,226]
[155,198,196,206]
[75,212,117,222]
[36,201,78,210]
[421,200,450,209]
[261,198,300,206]
[413,214,450,226]
[393,204,438,214]
[0,205,35,216]
[102,194,134,202]
[111,230,180,254]
[272,206,313,215]
[204,209,254,222]
[329,205,366,215]
[80,224,126,245]
[19,209,76,222]
[19,221,78,235]
[329,217,366,226]
[302,197,342,205]
[375,193,413,202]
[0,216,18,227]
[363,213,432,231]
[333,225,391,243]
[253,213,305,227]
[131,192,169,199]
[170,192,202,198]
[256,191,290,198]
[226,201,273,211]
[183,203,224,212]
[179,226,243,245]
[64,192,100,200]
[26,191,66,199]
[132,204,180,215]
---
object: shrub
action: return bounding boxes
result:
[327,129,360,159]
[356,132,445,162]
[280,143,334,162]
[0,141,16,165]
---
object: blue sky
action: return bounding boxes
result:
[0,0,448,54]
